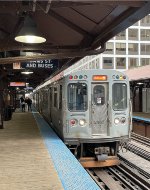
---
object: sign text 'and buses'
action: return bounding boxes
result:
[13,60,58,69]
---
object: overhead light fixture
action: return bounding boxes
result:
[15,16,46,44]
[137,82,143,85]
[21,71,33,75]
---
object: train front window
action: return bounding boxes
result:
[93,85,105,105]
[68,83,88,111]
[112,83,127,110]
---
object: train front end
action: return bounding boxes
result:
[63,70,131,167]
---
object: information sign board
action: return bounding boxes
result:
[21,59,59,69]
[10,82,26,87]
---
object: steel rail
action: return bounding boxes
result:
[118,154,150,179]
[131,132,150,147]
[87,154,150,190]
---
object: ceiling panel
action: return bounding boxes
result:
[0,0,149,87]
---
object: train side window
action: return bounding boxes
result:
[43,88,48,109]
[112,83,127,110]
[93,85,105,105]
[68,83,88,111]
[50,87,52,101]
[54,87,58,108]
[59,85,62,109]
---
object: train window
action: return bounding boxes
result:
[50,87,52,101]
[54,87,58,108]
[112,83,127,110]
[68,83,88,111]
[59,85,62,109]
[93,85,105,105]
[43,89,48,109]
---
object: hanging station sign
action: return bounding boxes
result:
[13,59,59,70]
[10,82,26,87]
[13,62,21,69]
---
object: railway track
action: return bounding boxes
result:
[125,142,150,161]
[124,133,150,161]
[87,134,150,190]
[131,132,150,147]
[87,156,150,190]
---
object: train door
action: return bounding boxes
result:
[91,83,108,135]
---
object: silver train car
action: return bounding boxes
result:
[33,69,132,167]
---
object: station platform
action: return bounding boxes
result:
[0,108,100,190]
[132,112,150,138]
[133,112,150,123]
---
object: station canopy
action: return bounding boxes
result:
[0,0,150,87]
[125,65,150,82]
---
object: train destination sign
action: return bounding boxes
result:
[13,59,59,70]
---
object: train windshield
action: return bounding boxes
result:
[112,83,127,110]
[68,83,88,111]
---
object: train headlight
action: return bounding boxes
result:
[79,119,86,126]
[114,118,120,125]
[121,117,126,124]
[70,119,77,126]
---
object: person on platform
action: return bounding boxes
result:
[20,96,25,112]
[25,97,32,111]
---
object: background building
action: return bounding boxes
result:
[65,14,150,74]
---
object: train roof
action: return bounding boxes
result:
[65,69,126,75]
[34,69,128,91]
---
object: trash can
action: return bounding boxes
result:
[4,105,12,121]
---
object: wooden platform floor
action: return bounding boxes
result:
[133,112,150,119]
[0,111,64,190]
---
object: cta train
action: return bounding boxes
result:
[33,69,132,167]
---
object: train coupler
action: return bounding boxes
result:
[96,154,108,161]
[94,147,110,161]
